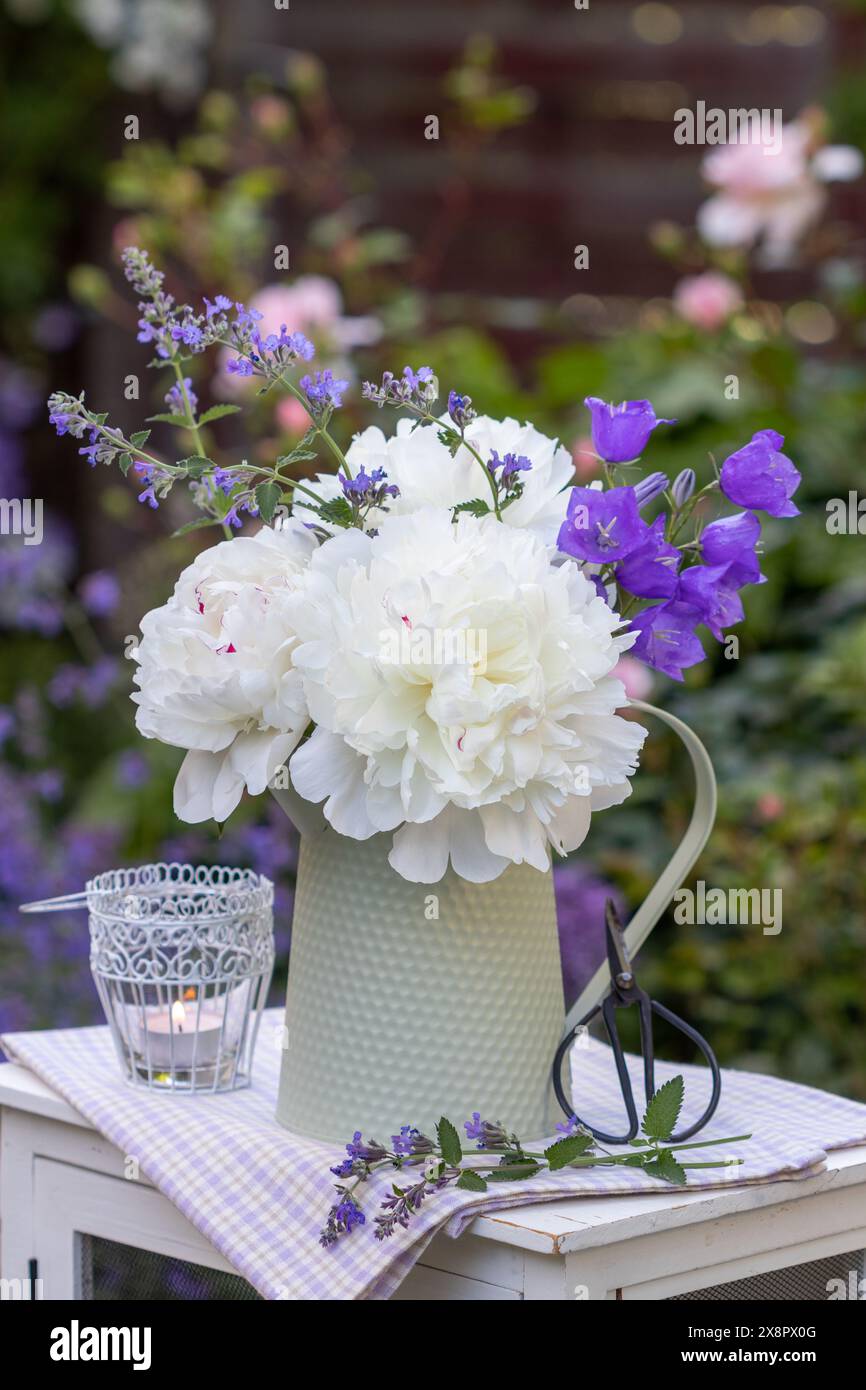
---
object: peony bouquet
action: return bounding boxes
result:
[47,248,801,884]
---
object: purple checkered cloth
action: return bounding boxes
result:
[3,1011,866,1300]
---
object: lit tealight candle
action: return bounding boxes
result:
[139,998,225,1070]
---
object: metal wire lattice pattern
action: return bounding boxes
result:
[78,1234,263,1301]
[669,1249,866,1300]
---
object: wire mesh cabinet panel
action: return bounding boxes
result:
[669,1249,866,1301]
[78,1235,262,1301]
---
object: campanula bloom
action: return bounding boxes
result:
[677,564,745,641]
[557,485,647,563]
[700,510,765,588]
[584,398,675,464]
[615,515,681,599]
[720,430,800,518]
[629,600,705,681]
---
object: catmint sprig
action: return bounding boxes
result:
[319,1077,751,1246]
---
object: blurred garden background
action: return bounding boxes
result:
[2,0,866,1100]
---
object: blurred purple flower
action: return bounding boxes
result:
[584,398,675,464]
[78,571,120,618]
[33,304,79,353]
[555,863,627,1010]
[0,706,14,746]
[30,769,64,803]
[116,749,151,790]
[720,430,800,518]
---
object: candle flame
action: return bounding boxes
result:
[171,1000,186,1030]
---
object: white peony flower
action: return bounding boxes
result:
[294,414,575,542]
[131,521,316,824]
[287,509,646,883]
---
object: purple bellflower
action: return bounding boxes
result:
[584,398,675,464]
[720,430,801,518]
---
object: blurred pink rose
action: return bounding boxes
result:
[571,434,598,480]
[756,792,784,823]
[697,118,862,265]
[250,279,381,352]
[673,271,743,331]
[614,655,654,701]
[276,395,312,435]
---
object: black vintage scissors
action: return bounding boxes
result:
[552,900,721,1144]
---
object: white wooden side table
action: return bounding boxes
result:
[2,1061,865,1301]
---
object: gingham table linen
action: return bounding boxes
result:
[4,1011,866,1301]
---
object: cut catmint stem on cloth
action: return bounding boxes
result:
[318,1076,751,1246]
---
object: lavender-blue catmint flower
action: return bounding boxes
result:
[164,377,198,418]
[362,365,438,413]
[463,1114,509,1150]
[488,450,532,479]
[300,368,349,417]
[338,466,399,508]
[391,1126,435,1157]
[447,390,476,429]
[671,468,696,507]
[320,1195,366,1246]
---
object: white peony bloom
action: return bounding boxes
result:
[287,509,646,883]
[131,521,316,824]
[294,414,575,543]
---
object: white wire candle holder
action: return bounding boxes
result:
[72,863,273,1094]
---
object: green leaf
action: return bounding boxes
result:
[255,481,283,524]
[171,517,224,539]
[198,403,242,425]
[642,1149,687,1185]
[544,1133,594,1170]
[118,452,133,477]
[177,456,216,480]
[129,429,151,448]
[456,1169,488,1192]
[436,1117,463,1167]
[486,1162,540,1183]
[452,498,491,518]
[641,1075,685,1142]
[146,412,194,428]
[316,497,354,528]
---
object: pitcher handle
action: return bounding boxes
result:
[562,698,718,1035]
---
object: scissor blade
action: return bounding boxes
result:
[604,899,631,978]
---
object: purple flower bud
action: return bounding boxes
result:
[633,471,669,508]
[672,468,696,507]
